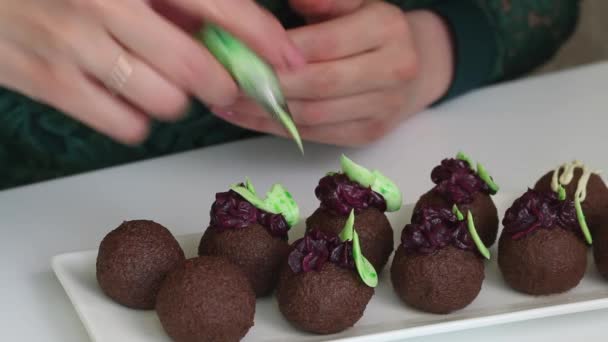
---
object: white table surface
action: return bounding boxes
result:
[1,61,607,341]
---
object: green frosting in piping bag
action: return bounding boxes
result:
[339,155,402,212]
[339,210,378,287]
[230,179,300,227]
[198,25,303,153]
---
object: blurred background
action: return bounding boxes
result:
[539,0,607,73]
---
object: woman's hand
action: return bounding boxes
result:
[213,0,454,146]
[0,0,304,144]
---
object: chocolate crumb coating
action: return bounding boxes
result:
[535,169,608,234]
[390,245,484,314]
[306,207,393,271]
[498,228,587,295]
[276,262,374,334]
[593,220,608,280]
[96,220,185,310]
[156,257,255,342]
[414,189,499,247]
[198,223,290,297]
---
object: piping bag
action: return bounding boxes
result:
[197,24,304,153]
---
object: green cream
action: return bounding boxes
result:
[339,210,378,287]
[575,198,593,245]
[456,151,474,169]
[550,160,600,244]
[558,185,567,201]
[456,151,499,194]
[466,211,491,260]
[339,155,402,212]
[453,204,490,259]
[198,25,303,153]
[230,180,300,227]
[477,163,499,194]
[452,204,465,221]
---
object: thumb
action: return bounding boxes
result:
[289,0,366,22]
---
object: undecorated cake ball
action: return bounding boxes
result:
[96,220,185,309]
[156,257,256,342]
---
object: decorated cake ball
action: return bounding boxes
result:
[277,211,377,334]
[96,220,185,309]
[306,155,402,271]
[156,256,256,342]
[534,160,608,234]
[390,205,488,314]
[198,179,299,297]
[414,152,499,247]
[593,219,608,280]
[498,189,589,295]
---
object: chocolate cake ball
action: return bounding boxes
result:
[593,219,608,280]
[534,162,608,234]
[390,207,485,314]
[96,220,185,309]
[156,256,255,342]
[414,157,499,247]
[198,223,289,296]
[498,189,588,295]
[198,183,296,297]
[306,206,393,272]
[277,230,374,334]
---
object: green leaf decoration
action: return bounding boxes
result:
[231,183,265,210]
[371,170,402,212]
[231,180,300,227]
[263,184,300,227]
[558,185,567,201]
[245,177,257,195]
[339,210,378,287]
[339,210,356,242]
[456,151,475,169]
[467,211,490,259]
[477,163,499,194]
[575,198,593,245]
[340,155,375,187]
[198,25,303,153]
[452,204,465,221]
[455,151,499,195]
[340,154,403,212]
[353,230,378,287]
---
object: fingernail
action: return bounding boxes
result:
[211,107,236,118]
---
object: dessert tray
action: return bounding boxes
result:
[52,194,608,342]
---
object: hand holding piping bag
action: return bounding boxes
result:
[199,25,304,153]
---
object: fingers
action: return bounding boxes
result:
[287,2,401,62]
[289,0,365,22]
[72,30,188,121]
[280,46,416,99]
[103,1,238,107]
[215,108,405,146]
[0,40,149,144]
[168,0,305,70]
[50,66,151,145]
[220,88,407,125]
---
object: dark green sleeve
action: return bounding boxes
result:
[387,0,581,100]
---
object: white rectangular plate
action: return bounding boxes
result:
[52,194,608,342]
